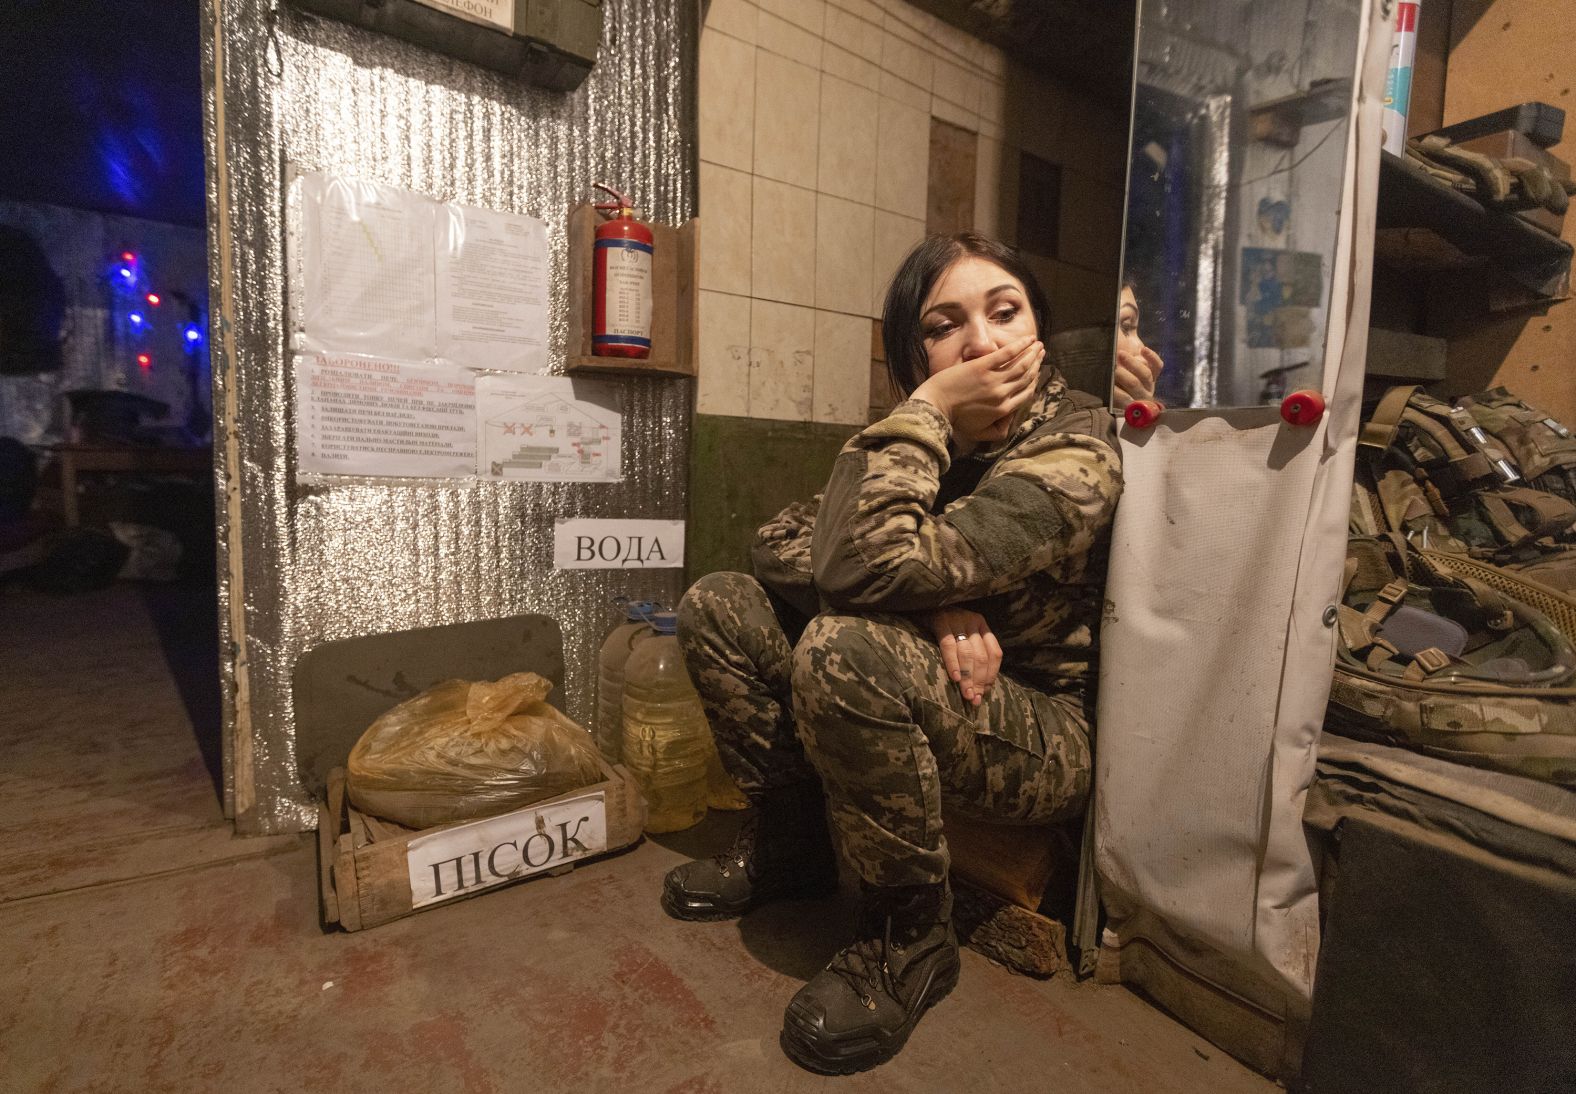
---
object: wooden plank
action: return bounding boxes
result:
[332,831,362,931]
[354,812,378,846]
[360,813,413,844]
[317,804,340,925]
[676,218,699,381]
[952,876,1068,979]
[351,837,423,930]
[1406,0,1451,138]
[565,202,597,359]
[646,215,679,370]
[318,768,348,924]
[327,767,346,828]
[1,823,298,906]
[567,354,695,378]
[943,812,1060,911]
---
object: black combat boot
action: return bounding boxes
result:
[780,880,960,1073]
[660,781,839,920]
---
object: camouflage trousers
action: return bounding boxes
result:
[677,571,1093,888]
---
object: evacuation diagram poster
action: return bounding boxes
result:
[473,373,623,482]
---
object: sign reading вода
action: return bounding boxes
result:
[411,0,514,33]
[405,791,607,909]
[553,518,685,569]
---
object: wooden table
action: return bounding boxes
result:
[51,444,212,526]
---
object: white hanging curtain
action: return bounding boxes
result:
[1091,0,1391,1067]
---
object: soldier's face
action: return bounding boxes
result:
[919,257,1039,378]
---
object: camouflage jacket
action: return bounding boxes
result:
[752,374,1123,691]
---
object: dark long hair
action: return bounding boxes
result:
[881,232,1051,399]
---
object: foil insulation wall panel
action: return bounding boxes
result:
[200,0,696,833]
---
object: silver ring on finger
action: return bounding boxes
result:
[955,633,969,642]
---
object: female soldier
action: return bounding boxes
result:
[665,232,1124,1073]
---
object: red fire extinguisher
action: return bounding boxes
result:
[592,182,653,359]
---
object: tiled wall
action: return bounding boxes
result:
[698,0,1129,424]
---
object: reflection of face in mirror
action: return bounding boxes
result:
[916,255,1043,452]
[1112,284,1164,410]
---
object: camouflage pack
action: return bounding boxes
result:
[1354,385,1576,589]
[1327,535,1576,787]
[1460,386,1576,506]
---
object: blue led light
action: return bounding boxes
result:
[129,311,145,327]
[183,325,203,345]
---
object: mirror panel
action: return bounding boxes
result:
[1118,0,1364,409]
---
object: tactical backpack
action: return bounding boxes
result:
[1455,388,1576,591]
[1458,386,1576,507]
[1328,535,1576,787]
[1354,385,1576,588]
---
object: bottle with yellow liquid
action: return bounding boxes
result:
[703,729,750,811]
[621,611,712,833]
[596,600,659,764]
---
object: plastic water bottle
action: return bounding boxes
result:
[596,600,659,764]
[621,611,711,833]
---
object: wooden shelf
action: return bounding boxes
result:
[564,203,697,379]
[1374,150,1572,301]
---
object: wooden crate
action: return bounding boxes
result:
[318,758,646,931]
[945,811,1080,980]
[564,202,698,378]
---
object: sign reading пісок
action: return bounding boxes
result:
[405,791,607,909]
[553,518,684,569]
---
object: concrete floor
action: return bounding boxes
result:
[0,581,1279,1093]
